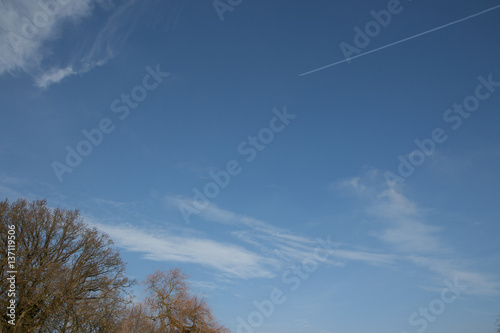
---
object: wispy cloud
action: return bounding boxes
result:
[1,0,95,79]
[165,196,395,268]
[190,280,223,292]
[0,184,23,201]
[78,0,139,73]
[166,196,315,245]
[35,66,75,88]
[409,256,499,296]
[335,169,500,295]
[336,177,367,194]
[337,172,443,254]
[89,220,277,279]
[330,249,395,265]
[165,196,331,264]
[368,188,445,254]
[0,0,144,88]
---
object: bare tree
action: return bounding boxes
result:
[138,268,230,333]
[0,199,135,332]
[117,303,158,333]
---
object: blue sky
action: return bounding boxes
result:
[1,0,500,332]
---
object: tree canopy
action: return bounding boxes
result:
[0,198,229,332]
[0,198,134,332]
[141,268,229,333]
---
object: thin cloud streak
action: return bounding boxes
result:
[409,255,500,296]
[166,196,316,246]
[166,195,397,268]
[299,4,500,76]
[90,220,277,279]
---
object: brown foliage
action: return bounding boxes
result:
[0,199,134,332]
[124,268,230,333]
[0,199,229,332]
[117,303,158,333]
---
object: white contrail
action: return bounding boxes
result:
[298,4,500,77]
